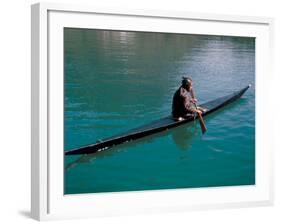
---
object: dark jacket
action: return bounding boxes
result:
[172,87,193,118]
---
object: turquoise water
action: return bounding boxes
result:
[64,28,255,194]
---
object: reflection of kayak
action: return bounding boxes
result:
[65,85,250,156]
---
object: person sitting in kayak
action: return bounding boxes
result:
[172,77,206,121]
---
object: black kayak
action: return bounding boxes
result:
[65,85,250,156]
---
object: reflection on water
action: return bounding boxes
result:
[171,123,199,150]
[65,120,203,172]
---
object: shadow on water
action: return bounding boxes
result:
[65,97,248,171]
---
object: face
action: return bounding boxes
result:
[185,81,192,91]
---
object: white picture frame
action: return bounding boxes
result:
[31,2,274,221]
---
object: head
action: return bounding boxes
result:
[181,77,193,91]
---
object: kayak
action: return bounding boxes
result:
[65,85,250,156]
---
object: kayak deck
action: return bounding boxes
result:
[65,85,250,155]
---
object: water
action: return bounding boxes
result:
[64,28,255,194]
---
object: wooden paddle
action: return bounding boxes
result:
[194,103,207,134]
[190,88,207,134]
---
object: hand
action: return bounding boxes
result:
[191,109,202,114]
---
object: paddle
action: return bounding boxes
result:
[189,87,207,134]
[194,103,207,134]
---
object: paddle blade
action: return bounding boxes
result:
[198,113,207,134]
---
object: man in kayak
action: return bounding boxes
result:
[172,77,206,121]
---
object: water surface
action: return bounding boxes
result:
[64,28,255,194]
